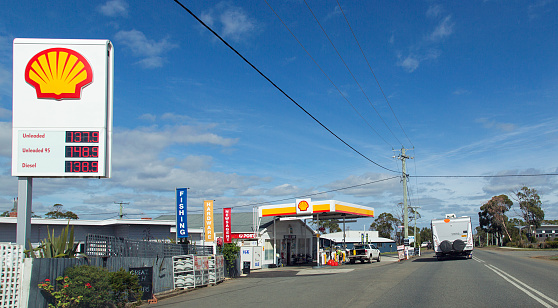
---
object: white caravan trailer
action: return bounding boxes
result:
[431,214,473,260]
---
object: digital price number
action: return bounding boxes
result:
[65,131,99,173]
[65,161,98,173]
[65,146,99,158]
[66,131,99,143]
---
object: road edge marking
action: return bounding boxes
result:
[485,264,556,308]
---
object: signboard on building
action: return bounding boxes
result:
[232,233,257,239]
[176,188,188,238]
[223,208,232,243]
[12,38,113,178]
[204,200,214,242]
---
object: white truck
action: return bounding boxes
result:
[431,214,473,260]
[348,244,381,263]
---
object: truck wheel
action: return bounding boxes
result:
[377,254,381,262]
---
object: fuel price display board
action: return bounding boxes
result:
[12,39,113,178]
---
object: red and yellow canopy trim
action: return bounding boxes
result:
[259,200,373,218]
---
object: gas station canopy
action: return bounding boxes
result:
[258,199,374,220]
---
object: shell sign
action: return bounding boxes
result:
[296,198,312,215]
[12,38,113,178]
[298,200,309,211]
[25,48,93,100]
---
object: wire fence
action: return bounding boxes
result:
[85,234,213,258]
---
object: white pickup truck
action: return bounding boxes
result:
[348,244,381,263]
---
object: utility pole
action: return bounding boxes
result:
[114,201,129,219]
[409,206,421,248]
[395,147,413,240]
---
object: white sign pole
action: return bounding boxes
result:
[16,177,32,248]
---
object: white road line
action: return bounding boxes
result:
[472,256,484,263]
[487,264,558,306]
[485,264,557,308]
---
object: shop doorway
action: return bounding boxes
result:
[282,235,296,265]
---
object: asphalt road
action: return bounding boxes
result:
[149,248,558,308]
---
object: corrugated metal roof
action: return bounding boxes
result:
[155,212,275,233]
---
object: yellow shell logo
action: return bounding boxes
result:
[298,200,309,211]
[25,48,93,100]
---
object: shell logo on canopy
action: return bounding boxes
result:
[296,198,312,214]
[25,48,93,100]
[298,200,309,211]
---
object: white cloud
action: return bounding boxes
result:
[398,55,420,73]
[160,113,194,122]
[429,15,454,41]
[0,63,11,100]
[0,107,11,120]
[98,0,129,17]
[396,6,454,72]
[426,5,443,18]
[0,121,11,157]
[397,50,440,73]
[114,30,177,68]
[325,5,343,22]
[112,124,238,169]
[138,113,157,122]
[202,3,257,43]
[267,184,303,196]
[200,12,215,27]
[323,173,400,198]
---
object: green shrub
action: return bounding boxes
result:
[63,265,112,307]
[219,242,240,275]
[38,276,83,308]
[53,265,143,307]
[543,241,558,249]
[110,268,143,307]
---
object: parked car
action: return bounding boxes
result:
[347,244,381,263]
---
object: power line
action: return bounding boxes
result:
[304,0,403,147]
[410,173,558,178]
[264,0,393,149]
[336,0,415,148]
[172,0,398,173]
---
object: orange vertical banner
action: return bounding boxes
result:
[204,200,214,242]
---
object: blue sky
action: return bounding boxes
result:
[1,0,557,230]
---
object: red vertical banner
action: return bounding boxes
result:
[223,208,232,243]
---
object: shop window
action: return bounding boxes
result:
[264,240,274,260]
